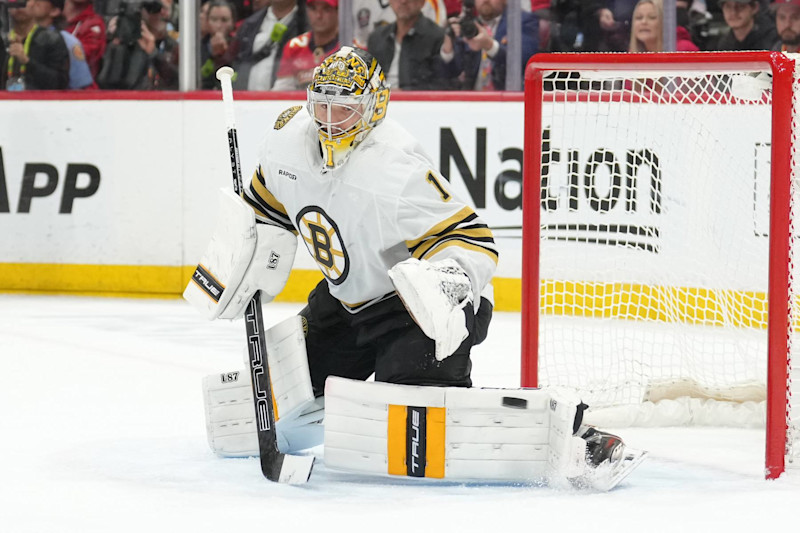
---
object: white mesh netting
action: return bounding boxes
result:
[531,60,797,469]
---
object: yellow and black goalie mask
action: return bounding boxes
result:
[306,46,390,170]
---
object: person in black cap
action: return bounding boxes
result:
[714,0,777,50]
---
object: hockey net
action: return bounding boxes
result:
[522,52,799,478]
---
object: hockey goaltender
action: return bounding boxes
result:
[184,46,645,490]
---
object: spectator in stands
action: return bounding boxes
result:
[367,0,450,90]
[714,0,777,49]
[30,0,94,89]
[200,0,212,39]
[97,0,179,90]
[201,0,237,89]
[143,0,179,89]
[771,0,800,51]
[229,0,254,23]
[675,0,710,49]
[4,0,69,90]
[629,0,699,51]
[547,0,582,51]
[581,5,628,51]
[529,0,553,50]
[229,0,309,90]
[608,0,639,22]
[440,0,538,90]
[353,0,448,46]
[272,0,340,91]
[0,34,6,84]
[63,0,105,79]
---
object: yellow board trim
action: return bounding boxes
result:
[273,269,325,303]
[541,280,772,328]
[0,263,789,328]
[387,404,407,476]
[425,407,446,479]
[0,263,188,297]
[494,277,521,312]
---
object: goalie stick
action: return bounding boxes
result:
[215,66,314,484]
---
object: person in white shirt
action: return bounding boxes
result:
[230,0,309,90]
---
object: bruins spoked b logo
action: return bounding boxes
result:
[296,206,349,285]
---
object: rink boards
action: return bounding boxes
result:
[0,94,773,311]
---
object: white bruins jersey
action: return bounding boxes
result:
[243,106,498,312]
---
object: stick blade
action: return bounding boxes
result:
[256,429,315,484]
[277,454,316,485]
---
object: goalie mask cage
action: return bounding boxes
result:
[522,52,799,479]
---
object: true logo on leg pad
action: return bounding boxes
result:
[387,405,445,479]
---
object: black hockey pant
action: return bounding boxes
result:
[299,280,492,396]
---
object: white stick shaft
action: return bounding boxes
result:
[217,66,236,129]
[213,66,312,483]
[215,66,243,194]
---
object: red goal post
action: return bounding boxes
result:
[522,52,797,479]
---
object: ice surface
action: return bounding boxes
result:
[1,295,798,532]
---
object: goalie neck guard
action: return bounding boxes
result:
[306,46,390,170]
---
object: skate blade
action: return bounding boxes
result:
[570,448,647,492]
[591,448,647,491]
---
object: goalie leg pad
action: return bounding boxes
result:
[323,377,595,484]
[184,188,297,320]
[203,370,258,457]
[324,377,645,489]
[203,316,318,456]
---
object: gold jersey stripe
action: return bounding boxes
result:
[243,188,297,233]
[241,193,269,219]
[405,206,476,250]
[423,239,500,265]
[250,167,293,222]
[410,228,496,260]
[387,404,407,476]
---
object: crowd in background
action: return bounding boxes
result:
[1,0,799,91]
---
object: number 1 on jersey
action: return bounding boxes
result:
[426,171,451,202]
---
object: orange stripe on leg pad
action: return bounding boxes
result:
[387,404,407,476]
[425,407,446,478]
[386,405,446,478]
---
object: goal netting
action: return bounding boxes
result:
[522,52,799,478]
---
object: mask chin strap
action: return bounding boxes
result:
[320,134,356,170]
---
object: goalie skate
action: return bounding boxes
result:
[570,427,647,491]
